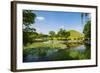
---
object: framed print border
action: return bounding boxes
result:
[11,1,98,72]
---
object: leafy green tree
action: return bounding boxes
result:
[30,32,38,40]
[65,32,70,38]
[81,13,90,25]
[23,10,36,26]
[49,31,55,48]
[23,10,36,45]
[37,33,48,41]
[83,21,91,39]
[49,31,55,40]
[57,28,70,40]
[57,28,66,38]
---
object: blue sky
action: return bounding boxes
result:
[31,10,89,34]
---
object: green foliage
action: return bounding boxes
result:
[69,50,80,59]
[57,28,66,36]
[57,28,70,40]
[83,21,91,38]
[81,13,90,25]
[49,31,55,37]
[23,10,36,26]
[49,31,55,40]
[23,10,37,45]
[24,42,67,49]
[48,49,72,60]
[66,42,83,48]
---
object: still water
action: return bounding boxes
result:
[23,42,91,62]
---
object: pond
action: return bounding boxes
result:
[23,41,91,62]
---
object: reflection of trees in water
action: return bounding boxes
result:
[84,43,91,59]
[47,43,91,61]
[23,42,91,62]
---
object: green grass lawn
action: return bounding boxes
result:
[24,42,67,49]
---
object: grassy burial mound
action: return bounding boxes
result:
[66,30,84,42]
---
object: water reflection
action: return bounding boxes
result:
[23,42,91,62]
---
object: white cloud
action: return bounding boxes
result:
[36,16,45,21]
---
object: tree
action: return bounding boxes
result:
[49,31,55,40]
[23,10,36,26]
[83,21,91,39]
[30,32,38,40]
[81,13,90,25]
[58,28,65,36]
[37,33,48,40]
[57,28,69,40]
[49,31,55,48]
[23,10,36,45]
